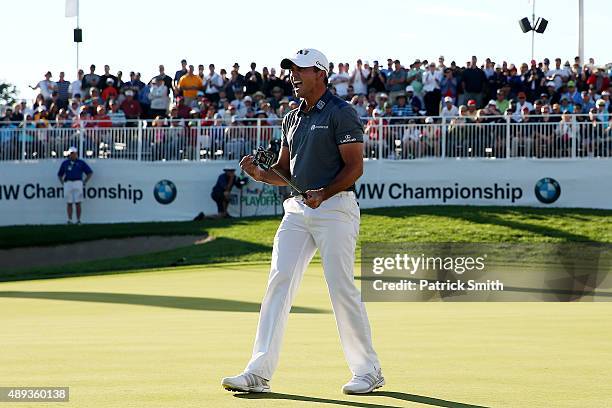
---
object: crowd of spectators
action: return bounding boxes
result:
[1,55,611,159]
[2,56,611,125]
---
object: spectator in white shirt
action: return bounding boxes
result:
[30,71,56,101]
[422,62,442,115]
[204,64,224,103]
[545,58,569,90]
[350,59,369,96]
[329,63,350,98]
[149,77,170,117]
[440,96,459,118]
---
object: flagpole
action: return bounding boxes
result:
[76,0,79,72]
[578,0,584,65]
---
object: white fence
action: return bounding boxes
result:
[0,116,610,161]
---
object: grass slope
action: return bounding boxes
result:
[1,206,611,282]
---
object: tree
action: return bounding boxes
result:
[0,81,18,106]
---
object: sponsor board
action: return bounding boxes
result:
[0,159,610,225]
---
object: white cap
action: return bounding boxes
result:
[425,117,434,124]
[243,96,253,102]
[488,99,497,106]
[280,48,329,74]
[405,85,414,92]
[68,146,78,153]
[444,96,453,103]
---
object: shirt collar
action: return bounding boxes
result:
[298,90,333,114]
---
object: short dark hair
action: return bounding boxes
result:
[313,67,328,85]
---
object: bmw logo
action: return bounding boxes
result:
[153,180,177,205]
[534,178,561,204]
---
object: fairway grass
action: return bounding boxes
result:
[1,264,611,408]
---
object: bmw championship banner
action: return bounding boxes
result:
[0,159,610,225]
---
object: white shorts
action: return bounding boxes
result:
[64,180,84,204]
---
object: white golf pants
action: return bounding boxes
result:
[244,191,381,380]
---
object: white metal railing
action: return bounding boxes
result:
[0,116,610,161]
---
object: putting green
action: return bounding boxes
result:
[1,264,610,407]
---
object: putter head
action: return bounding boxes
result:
[252,146,276,171]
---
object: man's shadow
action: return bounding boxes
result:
[234,390,490,408]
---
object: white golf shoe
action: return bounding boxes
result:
[342,369,385,394]
[221,372,271,393]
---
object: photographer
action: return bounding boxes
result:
[210,168,244,218]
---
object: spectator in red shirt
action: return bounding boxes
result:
[586,67,610,94]
[176,97,191,119]
[120,90,142,124]
[101,78,118,101]
[94,106,112,128]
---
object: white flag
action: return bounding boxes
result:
[65,0,78,17]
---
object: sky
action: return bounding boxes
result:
[3,0,611,102]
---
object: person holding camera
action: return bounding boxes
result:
[210,168,242,218]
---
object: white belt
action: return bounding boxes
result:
[293,191,355,201]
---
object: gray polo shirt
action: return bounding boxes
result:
[281,90,364,195]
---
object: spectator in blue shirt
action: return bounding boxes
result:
[57,147,93,224]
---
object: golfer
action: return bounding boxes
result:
[222,49,383,394]
[57,146,93,224]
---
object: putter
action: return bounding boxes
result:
[252,147,307,198]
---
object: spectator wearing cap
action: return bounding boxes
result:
[562,81,581,105]
[178,65,203,107]
[366,61,387,93]
[58,147,93,224]
[204,64,224,103]
[422,62,442,116]
[391,92,412,120]
[251,91,266,110]
[600,91,611,112]
[465,99,478,119]
[82,65,100,97]
[513,92,533,121]
[595,99,610,127]
[101,78,119,101]
[386,60,406,103]
[149,76,170,118]
[406,59,424,100]
[579,91,595,114]
[440,96,459,118]
[461,56,486,108]
[211,168,242,218]
[329,63,350,98]
[245,62,263,95]
[350,59,369,96]
[495,89,510,114]
[120,90,142,124]
[30,71,57,101]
